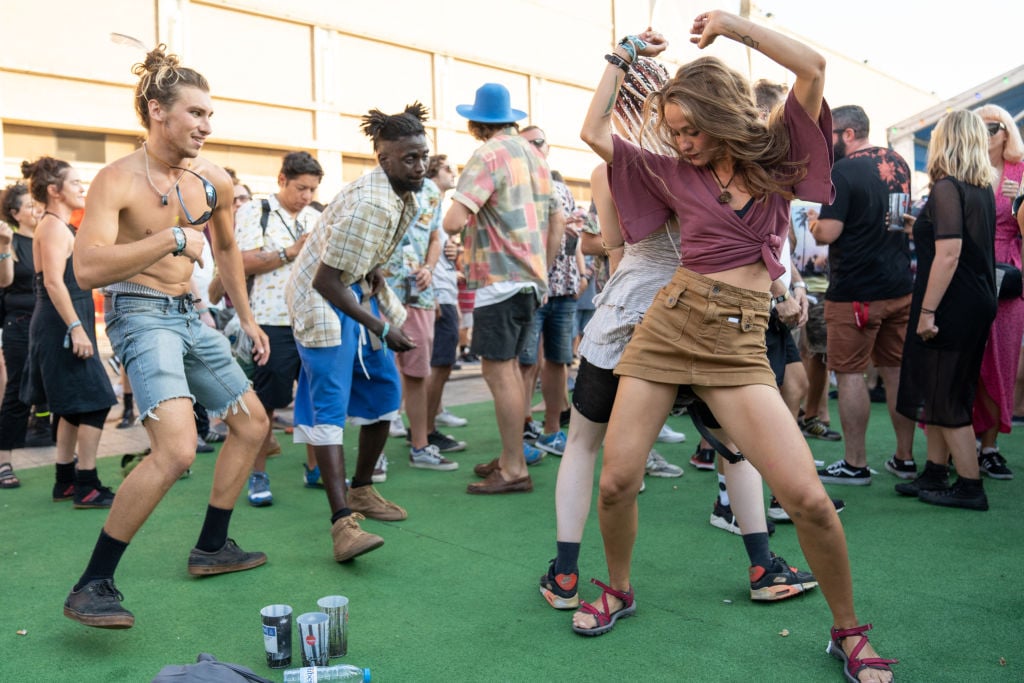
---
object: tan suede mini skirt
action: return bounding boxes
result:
[615,267,775,388]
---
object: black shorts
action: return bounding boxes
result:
[765,310,801,386]
[253,325,300,411]
[430,304,460,367]
[470,290,538,361]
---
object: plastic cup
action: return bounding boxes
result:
[260,604,292,669]
[296,611,330,667]
[317,595,349,658]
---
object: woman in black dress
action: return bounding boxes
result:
[21,157,117,507]
[0,183,45,487]
[896,110,998,511]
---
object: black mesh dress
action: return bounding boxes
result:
[896,177,997,427]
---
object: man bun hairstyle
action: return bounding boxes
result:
[133,44,210,130]
[360,102,429,151]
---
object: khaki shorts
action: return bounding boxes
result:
[616,268,775,388]
[824,294,911,373]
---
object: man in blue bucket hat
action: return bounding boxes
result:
[444,83,565,494]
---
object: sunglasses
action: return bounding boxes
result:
[987,121,1006,136]
[233,194,251,203]
[172,167,218,225]
[529,138,546,148]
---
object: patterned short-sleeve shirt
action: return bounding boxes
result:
[287,167,418,347]
[235,193,321,326]
[451,128,558,293]
[382,178,440,310]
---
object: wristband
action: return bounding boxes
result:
[0,252,11,261]
[171,226,186,256]
[196,307,210,315]
[604,53,630,73]
[380,322,390,342]
[64,320,83,349]
[602,240,624,252]
[792,282,807,290]
[921,307,936,314]
[278,247,290,263]
[772,292,790,304]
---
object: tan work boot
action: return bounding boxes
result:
[347,484,408,521]
[331,513,384,562]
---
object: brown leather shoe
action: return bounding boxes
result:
[473,458,500,478]
[467,469,533,494]
[331,513,384,562]
[347,484,408,521]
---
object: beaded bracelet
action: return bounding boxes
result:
[921,307,936,314]
[604,53,630,73]
[617,34,648,62]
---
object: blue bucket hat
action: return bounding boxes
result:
[456,83,527,124]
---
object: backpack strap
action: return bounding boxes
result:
[259,199,271,234]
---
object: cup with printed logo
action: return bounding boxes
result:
[887,192,910,231]
[317,595,349,658]
[260,604,292,668]
[296,611,330,667]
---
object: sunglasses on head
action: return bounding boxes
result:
[987,121,1006,136]
[172,167,218,225]
[529,138,546,148]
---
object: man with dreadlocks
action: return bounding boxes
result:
[443,83,565,495]
[66,45,271,629]
[286,104,425,562]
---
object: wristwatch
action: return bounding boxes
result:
[278,247,290,263]
[772,291,791,304]
[171,226,186,256]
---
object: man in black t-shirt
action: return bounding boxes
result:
[809,105,917,486]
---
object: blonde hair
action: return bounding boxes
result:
[133,45,209,130]
[973,103,1024,163]
[646,56,804,199]
[927,110,995,187]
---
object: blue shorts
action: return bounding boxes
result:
[104,293,251,421]
[292,289,401,446]
[519,295,577,366]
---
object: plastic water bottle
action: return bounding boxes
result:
[282,665,370,682]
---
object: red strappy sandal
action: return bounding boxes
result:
[827,623,898,682]
[571,578,636,637]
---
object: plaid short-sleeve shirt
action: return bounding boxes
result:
[451,129,558,293]
[287,167,418,347]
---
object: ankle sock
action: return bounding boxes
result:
[717,474,730,506]
[56,461,75,484]
[75,530,129,590]
[195,505,232,552]
[554,541,580,576]
[75,468,100,486]
[742,532,772,569]
[350,479,371,489]
[331,507,353,524]
[123,393,134,412]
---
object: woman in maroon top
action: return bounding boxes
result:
[575,11,895,683]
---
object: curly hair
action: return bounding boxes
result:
[0,183,29,227]
[132,44,210,130]
[360,102,429,151]
[646,56,805,200]
[20,157,71,205]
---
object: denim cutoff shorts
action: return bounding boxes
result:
[104,292,251,421]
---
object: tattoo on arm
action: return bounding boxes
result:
[601,74,624,117]
[729,29,759,49]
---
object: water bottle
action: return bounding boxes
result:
[282,664,370,682]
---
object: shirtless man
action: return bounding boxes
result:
[65,45,270,629]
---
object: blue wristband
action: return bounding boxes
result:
[380,322,390,342]
[63,320,83,349]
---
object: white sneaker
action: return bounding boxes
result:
[657,423,686,444]
[389,416,407,438]
[436,409,468,428]
[409,444,459,471]
[372,454,388,483]
[645,449,684,478]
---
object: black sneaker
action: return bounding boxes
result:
[559,408,572,429]
[64,578,135,629]
[767,495,845,522]
[428,430,467,453]
[918,477,989,511]
[538,558,579,610]
[52,481,75,502]
[710,499,775,536]
[817,459,871,485]
[801,417,842,442]
[523,420,542,442]
[188,538,267,576]
[978,449,1013,480]
[689,446,716,471]
[73,484,116,509]
[895,461,949,497]
[884,456,917,480]
[749,553,818,601]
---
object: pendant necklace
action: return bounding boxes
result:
[709,164,736,204]
[143,141,187,206]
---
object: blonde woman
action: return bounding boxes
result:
[895,110,998,509]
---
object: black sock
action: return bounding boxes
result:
[123,393,134,412]
[554,541,580,576]
[75,468,100,486]
[56,461,75,484]
[195,505,233,552]
[330,508,353,524]
[350,479,371,489]
[75,530,129,590]
[742,532,772,568]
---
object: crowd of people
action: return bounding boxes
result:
[1,8,1021,681]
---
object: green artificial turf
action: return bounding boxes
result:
[1,401,1021,682]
